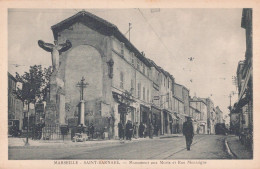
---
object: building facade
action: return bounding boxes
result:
[215,106,223,124]
[231,8,253,149]
[42,11,183,139]
[8,72,23,131]
[190,97,207,134]
[39,10,223,140]
[203,98,216,134]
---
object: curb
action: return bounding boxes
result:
[8,142,121,149]
[224,138,237,159]
[8,137,155,149]
[160,135,183,139]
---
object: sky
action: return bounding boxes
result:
[8,8,246,120]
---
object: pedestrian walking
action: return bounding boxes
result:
[88,123,94,140]
[183,117,194,151]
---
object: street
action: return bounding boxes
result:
[9,135,231,160]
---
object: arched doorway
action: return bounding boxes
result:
[65,45,103,120]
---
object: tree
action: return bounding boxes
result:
[13,65,52,142]
[14,65,51,104]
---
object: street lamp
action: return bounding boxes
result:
[25,100,30,146]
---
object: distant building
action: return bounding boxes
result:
[173,83,191,133]
[202,98,216,134]
[215,106,223,124]
[190,96,207,134]
[8,72,23,131]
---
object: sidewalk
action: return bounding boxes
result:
[8,137,119,149]
[8,136,154,149]
[159,133,183,139]
[9,134,182,149]
[226,135,253,159]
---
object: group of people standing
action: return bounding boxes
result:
[118,120,134,140]
[118,120,157,141]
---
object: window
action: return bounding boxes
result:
[138,83,141,99]
[147,89,149,102]
[131,53,135,66]
[137,60,140,70]
[164,77,166,87]
[120,42,124,56]
[120,72,124,89]
[143,87,145,101]
[168,79,170,89]
[131,79,134,95]
[143,65,145,74]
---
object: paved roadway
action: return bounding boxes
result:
[9,135,231,160]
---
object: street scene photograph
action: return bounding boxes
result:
[7,8,253,160]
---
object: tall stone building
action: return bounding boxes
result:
[215,106,223,124]
[231,8,253,148]
[41,11,183,139]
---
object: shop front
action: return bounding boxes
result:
[199,121,207,134]
[140,104,151,127]
[151,106,161,136]
[175,113,184,134]
[169,113,177,134]
[112,91,136,139]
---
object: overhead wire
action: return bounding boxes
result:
[136,8,177,62]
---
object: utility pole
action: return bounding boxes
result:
[229,94,232,109]
[129,23,132,42]
[25,100,30,146]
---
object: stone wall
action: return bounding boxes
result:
[52,22,113,125]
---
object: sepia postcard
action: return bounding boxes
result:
[0,0,259,169]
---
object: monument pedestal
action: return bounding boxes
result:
[43,70,67,140]
[79,100,86,127]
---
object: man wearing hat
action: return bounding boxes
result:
[183,117,194,151]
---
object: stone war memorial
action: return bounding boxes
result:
[39,11,116,140]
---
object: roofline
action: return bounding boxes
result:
[173,95,184,103]
[148,59,160,71]
[8,72,17,82]
[51,11,152,67]
[190,99,206,105]
[174,83,182,87]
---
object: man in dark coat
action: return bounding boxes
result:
[125,120,133,140]
[139,122,144,138]
[88,123,94,140]
[118,122,124,140]
[183,117,194,151]
[149,123,154,139]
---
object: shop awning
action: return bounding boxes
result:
[170,113,177,120]
[232,96,249,113]
[238,66,252,101]
[151,106,161,115]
